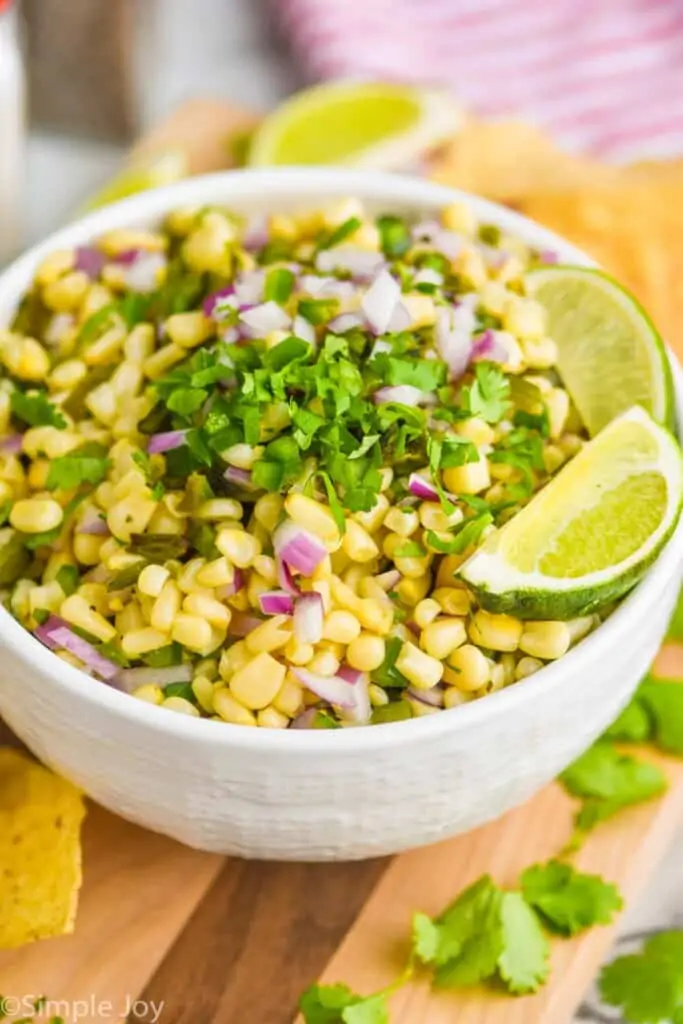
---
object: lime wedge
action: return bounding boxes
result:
[247,82,462,170]
[527,266,674,436]
[458,407,683,619]
[84,150,188,211]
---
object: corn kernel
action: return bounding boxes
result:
[394,553,432,580]
[253,492,284,532]
[48,358,87,392]
[257,707,290,729]
[454,417,496,446]
[444,687,474,709]
[515,656,544,680]
[2,337,51,381]
[165,311,213,349]
[384,507,420,537]
[196,498,243,521]
[162,696,201,717]
[421,617,467,660]
[171,613,216,653]
[546,388,570,439]
[213,686,257,726]
[444,644,490,692]
[183,592,232,629]
[99,228,165,257]
[216,527,261,567]
[35,249,74,286]
[196,556,235,588]
[132,684,163,705]
[352,493,389,534]
[519,621,571,660]
[520,336,558,369]
[283,636,314,666]
[341,519,379,562]
[143,343,186,380]
[245,614,291,654]
[469,609,522,652]
[192,675,216,714]
[396,574,432,606]
[115,602,146,634]
[285,493,340,549]
[346,633,385,672]
[125,323,156,362]
[322,609,361,644]
[10,498,63,534]
[395,641,443,690]
[137,564,171,598]
[150,580,182,633]
[107,495,157,542]
[122,628,171,657]
[273,674,304,716]
[307,650,340,677]
[419,502,464,532]
[84,325,126,366]
[503,297,545,339]
[219,640,250,681]
[230,652,286,710]
[368,683,389,707]
[442,457,491,495]
[442,201,477,236]
[42,270,90,313]
[414,598,442,629]
[28,580,65,618]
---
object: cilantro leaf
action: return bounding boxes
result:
[521,861,623,936]
[371,636,410,690]
[496,891,550,994]
[420,875,505,987]
[10,390,66,429]
[638,676,683,755]
[372,354,447,393]
[602,693,653,743]
[264,267,295,304]
[167,387,207,417]
[560,741,667,833]
[599,931,683,1023]
[46,450,110,490]
[299,984,389,1024]
[462,362,511,424]
[426,512,493,555]
[318,216,362,251]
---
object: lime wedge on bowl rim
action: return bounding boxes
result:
[247,81,462,170]
[83,149,188,211]
[458,407,683,620]
[528,265,675,436]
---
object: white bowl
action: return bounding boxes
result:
[1,169,681,861]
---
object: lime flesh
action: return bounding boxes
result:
[458,407,683,619]
[528,266,674,436]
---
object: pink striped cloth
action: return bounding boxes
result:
[276,0,683,161]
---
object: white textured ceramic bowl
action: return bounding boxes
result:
[1,169,682,861]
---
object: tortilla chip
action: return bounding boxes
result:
[430,118,617,203]
[0,748,86,948]
[518,180,683,361]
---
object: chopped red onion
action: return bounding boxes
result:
[220,325,240,345]
[293,314,316,344]
[115,663,193,693]
[203,286,236,319]
[539,249,559,264]
[223,465,254,489]
[316,247,385,280]
[0,433,23,455]
[147,429,188,455]
[75,245,105,279]
[239,301,291,337]
[337,666,371,725]
[411,222,463,260]
[299,274,335,296]
[34,617,119,680]
[361,269,401,335]
[112,248,141,266]
[292,667,358,709]
[329,312,364,334]
[387,301,412,332]
[290,707,320,729]
[259,590,295,616]
[277,557,301,595]
[435,306,474,380]
[234,269,265,307]
[411,220,441,244]
[408,472,440,501]
[215,567,244,601]
[293,591,324,644]
[77,507,109,535]
[243,215,269,251]
[471,329,507,363]
[413,267,443,287]
[227,611,263,637]
[120,251,167,293]
[374,569,401,592]
[408,685,445,708]
[374,385,429,407]
[273,520,327,576]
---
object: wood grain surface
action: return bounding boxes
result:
[0,98,682,1024]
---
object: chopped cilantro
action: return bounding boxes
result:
[599,931,683,1024]
[638,675,683,755]
[318,216,362,251]
[55,564,80,596]
[10,390,66,429]
[426,512,493,554]
[371,354,447,393]
[163,681,196,702]
[371,636,410,690]
[521,861,622,936]
[264,267,295,304]
[461,362,511,424]
[46,447,110,490]
[141,642,183,668]
[299,983,389,1024]
[167,387,207,417]
[560,741,667,835]
[376,214,412,258]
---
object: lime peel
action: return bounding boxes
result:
[458,407,683,619]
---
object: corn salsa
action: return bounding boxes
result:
[0,198,597,727]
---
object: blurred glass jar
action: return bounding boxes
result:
[0,0,25,266]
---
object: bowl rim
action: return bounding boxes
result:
[2,166,682,753]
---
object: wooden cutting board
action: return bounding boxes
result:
[1,100,683,1024]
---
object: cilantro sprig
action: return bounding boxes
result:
[599,931,683,1023]
[10,390,66,430]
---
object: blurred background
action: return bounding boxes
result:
[5,0,297,249]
